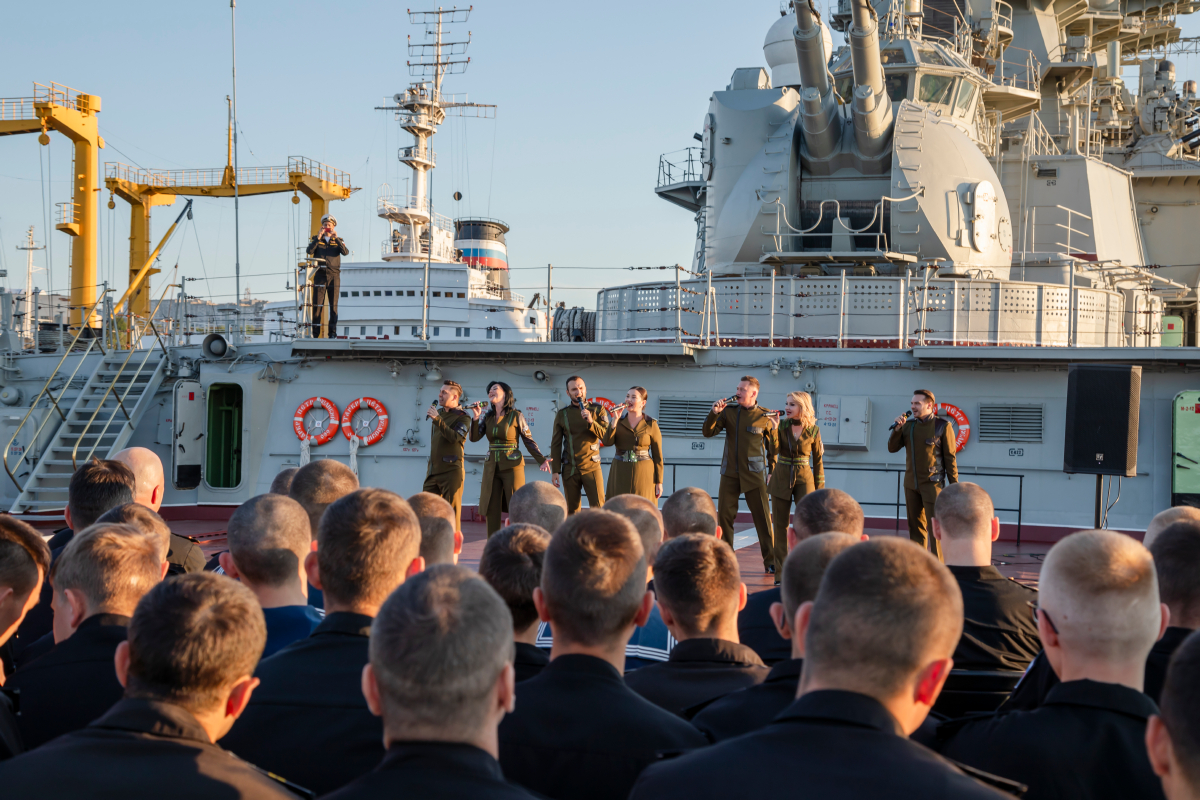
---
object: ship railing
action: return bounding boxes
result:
[993,47,1041,93]
[1023,204,1092,257]
[32,82,93,112]
[287,156,351,188]
[380,237,460,261]
[760,194,922,253]
[55,201,79,228]
[398,146,436,166]
[377,194,454,231]
[1020,113,1062,157]
[658,148,704,187]
[0,96,37,121]
[468,270,524,305]
[2,290,109,491]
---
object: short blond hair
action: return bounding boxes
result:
[1145,506,1200,549]
[1040,530,1161,662]
[786,391,816,430]
[53,523,163,613]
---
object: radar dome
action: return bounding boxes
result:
[764,8,833,89]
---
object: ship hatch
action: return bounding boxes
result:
[205,384,243,489]
[172,380,203,490]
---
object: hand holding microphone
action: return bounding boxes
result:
[890,410,912,430]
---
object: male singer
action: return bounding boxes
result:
[551,375,609,514]
[306,214,349,338]
[704,376,777,573]
[424,379,471,530]
[888,389,958,561]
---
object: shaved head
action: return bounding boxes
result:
[793,489,864,539]
[289,459,360,539]
[780,532,859,620]
[509,481,568,534]
[1040,530,1162,662]
[662,487,718,539]
[933,482,994,540]
[605,495,664,566]
[96,503,171,563]
[1146,506,1200,549]
[226,494,313,588]
[112,448,166,512]
[408,492,458,566]
[269,468,298,496]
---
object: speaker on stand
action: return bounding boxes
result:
[1063,364,1141,528]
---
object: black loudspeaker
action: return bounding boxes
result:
[1063,364,1141,476]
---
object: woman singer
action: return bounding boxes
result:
[602,386,664,502]
[470,381,551,535]
[767,391,825,583]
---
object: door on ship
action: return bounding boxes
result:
[205,384,243,489]
[172,380,203,490]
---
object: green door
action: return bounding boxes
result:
[206,383,243,488]
[1172,391,1200,506]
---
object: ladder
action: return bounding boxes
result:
[10,347,167,514]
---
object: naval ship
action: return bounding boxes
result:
[2,0,1200,540]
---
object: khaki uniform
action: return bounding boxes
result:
[603,414,664,502]
[703,404,777,569]
[422,406,471,531]
[470,409,547,535]
[551,402,610,515]
[766,422,825,573]
[888,414,958,560]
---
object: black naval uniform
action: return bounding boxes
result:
[702,402,776,568]
[324,741,539,800]
[6,612,129,750]
[690,658,803,742]
[513,642,550,683]
[0,698,309,799]
[306,233,349,338]
[629,690,1013,800]
[0,687,21,760]
[424,405,471,531]
[551,400,609,515]
[888,413,958,560]
[939,679,1165,800]
[948,565,1041,672]
[735,586,791,666]
[623,638,769,719]
[221,612,380,797]
[498,653,708,800]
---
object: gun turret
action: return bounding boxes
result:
[792,0,841,159]
[847,0,893,158]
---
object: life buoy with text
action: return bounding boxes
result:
[341,397,389,445]
[938,403,970,452]
[293,397,340,445]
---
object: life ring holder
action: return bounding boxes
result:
[937,403,970,452]
[341,397,389,445]
[293,397,340,445]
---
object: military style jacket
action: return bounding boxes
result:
[550,401,609,476]
[703,403,777,490]
[888,414,958,490]
[427,407,471,477]
[306,235,349,271]
[470,409,546,472]
[767,421,824,498]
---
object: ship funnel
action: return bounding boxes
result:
[792,0,841,159]
[848,0,894,158]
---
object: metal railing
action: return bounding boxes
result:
[55,201,79,227]
[106,156,351,190]
[398,146,436,166]
[1026,204,1093,255]
[287,156,351,188]
[761,194,922,254]
[376,194,455,231]
[658,147,704,187]
[0,97,36,121]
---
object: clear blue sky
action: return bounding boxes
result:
[1,1,1198,310]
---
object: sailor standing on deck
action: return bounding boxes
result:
[423,380,471,532]
[306,214,349,339]
[704,376,777,574]
[889,389,958,562]
[550,376,610,515]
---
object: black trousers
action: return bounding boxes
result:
[310,269,340,338]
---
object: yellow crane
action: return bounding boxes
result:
[0,82,103,331]
[105,98,357,323]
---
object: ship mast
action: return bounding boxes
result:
[15,226,45,344]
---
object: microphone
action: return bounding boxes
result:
[889,410,912,431]
[464,400,487,411]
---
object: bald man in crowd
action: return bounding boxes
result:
[113,447,205,575]
[508,482,568,535]
[630,538,1010,799]
[940,530,1169,800]
[219,495,324,657]
[408,492,464,566]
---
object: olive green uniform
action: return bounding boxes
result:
[551,401,610,515]
[888,414,958,561]
[767,421,825,573]
[422,406,471,531]
[603,414,664,502]
[703,403,777,569]
[470,409,547,535]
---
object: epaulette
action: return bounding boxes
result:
[449,407,468,416]
[252,766,317,800]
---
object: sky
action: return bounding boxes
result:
[2,0,1200,311]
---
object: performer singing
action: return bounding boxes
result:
[888,389,958,561]
[305,214,349,339]
[550,375,610,515]
[470,381,551,535]
[602,386,664,503]
[767,391,824,582]
[423,379,470,531]
[703,376,777,573]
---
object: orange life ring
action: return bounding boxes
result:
[937,403,970,452]
[341,397,389,445]
[294,397,340,445]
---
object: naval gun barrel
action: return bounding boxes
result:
[792,0,841,159]
[848,0,894,158]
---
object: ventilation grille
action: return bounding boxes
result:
[978,404,1044,443]
[657,398,714,436]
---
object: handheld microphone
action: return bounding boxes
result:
[465,400,487,411]
[889,410,912,431]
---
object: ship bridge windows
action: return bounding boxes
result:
[835,72,911,103]
[881,48,910,64]
[916,46,949,66]
[955,81,977,117]
[918,74,958,106]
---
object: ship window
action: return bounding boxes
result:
[880,48,909,64]
[433,291,441,297]
[495,329,502,339]
[344,327,349,335]
[835,75,853,103]
[433,327,440,336]
[377,326,383,335]
[412,326,419,336]
[918,74,957,106]
[340,292,348,297]
[457,292,465,298]
[374,290,382,296]
[917,46,948,66]
[464,327,470,336]
[978,404,1044,442]
[456,327,462,337]
[351,291,360,297]
[385,291,393,296]
[955,81,977,116]
[529,316,537,325]
[394,326,400,335]
[360,327,366,335]
[407,290,415,296]
[886,73,910,101]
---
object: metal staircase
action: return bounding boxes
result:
[8,346,167,514]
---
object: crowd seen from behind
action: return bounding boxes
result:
[0,449,1198,799]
